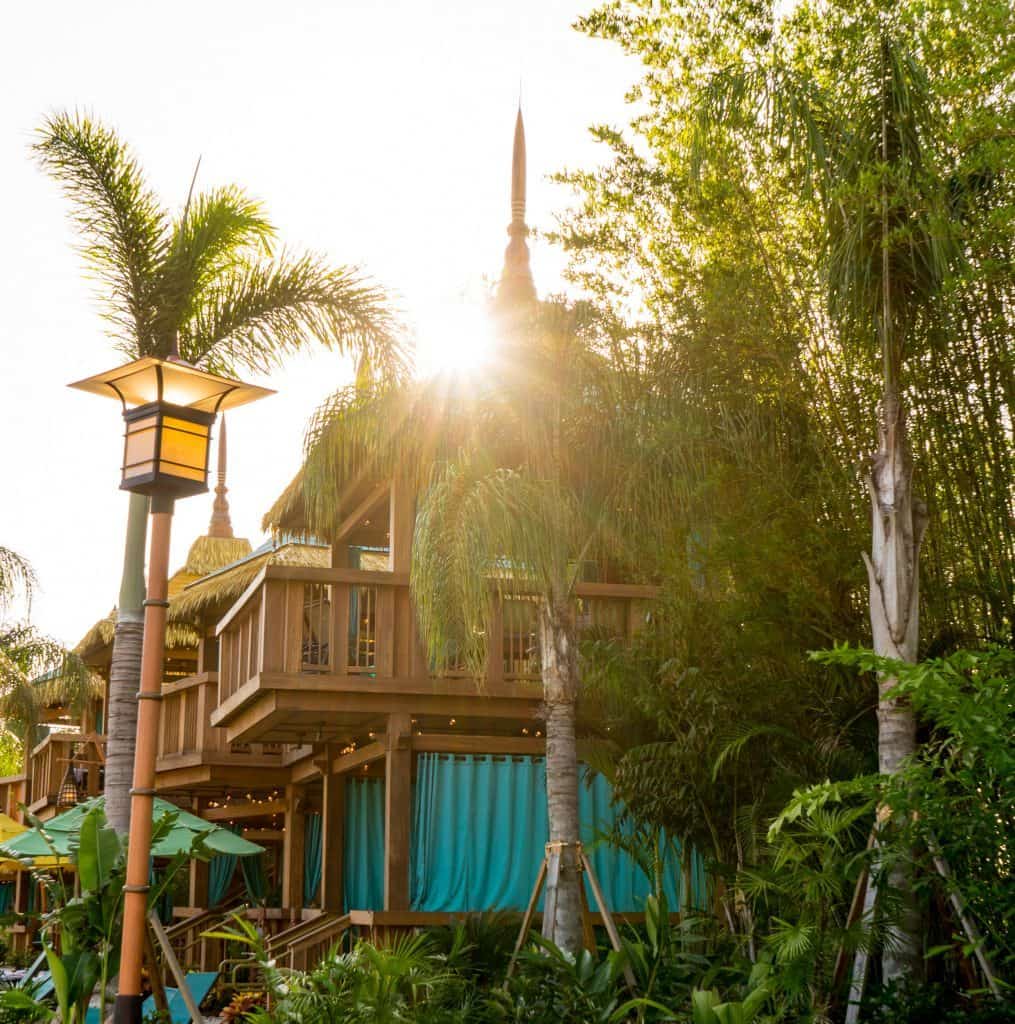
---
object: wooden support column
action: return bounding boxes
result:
[388,474,415,573]
[320,771,345,913]
[384,713,412,911]
[282,784,306,922]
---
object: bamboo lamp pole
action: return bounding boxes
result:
[69,355,272,1024]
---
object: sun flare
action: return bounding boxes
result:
[415,299,499,378]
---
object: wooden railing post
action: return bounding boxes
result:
[384,714,412,911]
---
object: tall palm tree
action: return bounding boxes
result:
[0,547,96,776]
[36,112,402,833]
[291,301,645,951]
[690,21,956,980]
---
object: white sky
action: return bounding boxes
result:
[0,0,637,647]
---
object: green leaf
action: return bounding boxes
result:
[76,806,120,892]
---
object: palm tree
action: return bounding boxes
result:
[690,22,956,980]
[0,547,97,778]
[290,300,645,951]
[36,112,402,833]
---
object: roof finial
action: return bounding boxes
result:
[208,415,234,539]
[497,103,536,307]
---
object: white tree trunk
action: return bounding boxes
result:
[863,395,927,982]
[539,600,584,954]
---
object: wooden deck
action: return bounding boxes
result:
[212,565,656,745]
[156,671,291,791]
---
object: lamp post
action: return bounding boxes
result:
[69,356,272,1024]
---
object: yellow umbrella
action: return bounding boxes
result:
[0,814,27,877]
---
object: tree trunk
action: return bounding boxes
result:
[863,394,927,981]
[104,492,149,834]
[539,599,583,954]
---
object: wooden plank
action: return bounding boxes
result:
[388,474,415,573]
[384,714,412,911]
[261,671,542,700]
[259,579,286,675]
[321,771,344,913]
[486,597,504,684]
[375,587,395,677]
[283,582,304,675]
[412,734,545,755]
[263,565,410,587]
[215,566,269,635]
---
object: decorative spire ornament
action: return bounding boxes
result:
[208,415,234,539]
[497,106,537,308]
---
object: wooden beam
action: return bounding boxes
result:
[330,740,386,775]
[412,734,545,755]
[336,482,390,546]
[204,800,287,821]
[384,713,412,912]
[321,770,344,913]
[388,474,415,573]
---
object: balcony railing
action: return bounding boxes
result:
[216,566,656,708]
[28,732,104,812]
[158,672,285,764]
[0,774,26,819]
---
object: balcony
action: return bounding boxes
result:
[212,565,656,745]
[156,671,290,793]
[28,732,104,817]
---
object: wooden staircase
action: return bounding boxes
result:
[265,912,353,970]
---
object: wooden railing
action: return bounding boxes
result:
[216,565,656,706]
[0,774,26,819]
[28,732,104,811]
[158,672,285,764]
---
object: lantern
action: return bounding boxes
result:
[69,356,274,499]
[57,765,79,810]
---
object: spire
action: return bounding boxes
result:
[497,105,537,308]
[208,415,234,539]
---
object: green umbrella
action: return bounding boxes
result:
[0,796,263,864]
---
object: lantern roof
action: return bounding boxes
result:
[68,356,274,413]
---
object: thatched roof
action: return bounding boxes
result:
[75,534,251,663]
[75,611,201,663]
[262,469,308,534]
[168,539,330,626]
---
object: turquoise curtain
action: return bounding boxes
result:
[230,825,267,903]
[208,851,237,907]
[0,882,13,913]
[409,754,703,914]
[344,778,384,911]
[304,813,323,905]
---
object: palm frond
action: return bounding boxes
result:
[149,185,276,355]
[180,253,406,379]
[33,111,167,351]
[0,547,36,614]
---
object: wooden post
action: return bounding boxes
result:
[384,713,412,911]
[320,772,345,913]
[282,784,306,922]
[388,474,415,573]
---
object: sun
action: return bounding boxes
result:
[414,298,499,378]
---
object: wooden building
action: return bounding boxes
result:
[5,111,685,965]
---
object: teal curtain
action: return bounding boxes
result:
[304,814,322,905]
[149,861,175,923]
[409,754,704,914]
[0,882,13,913]
[344,778,384,911]
[230,826,267,902]
[208,852,237,906]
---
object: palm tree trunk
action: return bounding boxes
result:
[863,392,927,981]
[104,492,149,833]
[539,599,584,954]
